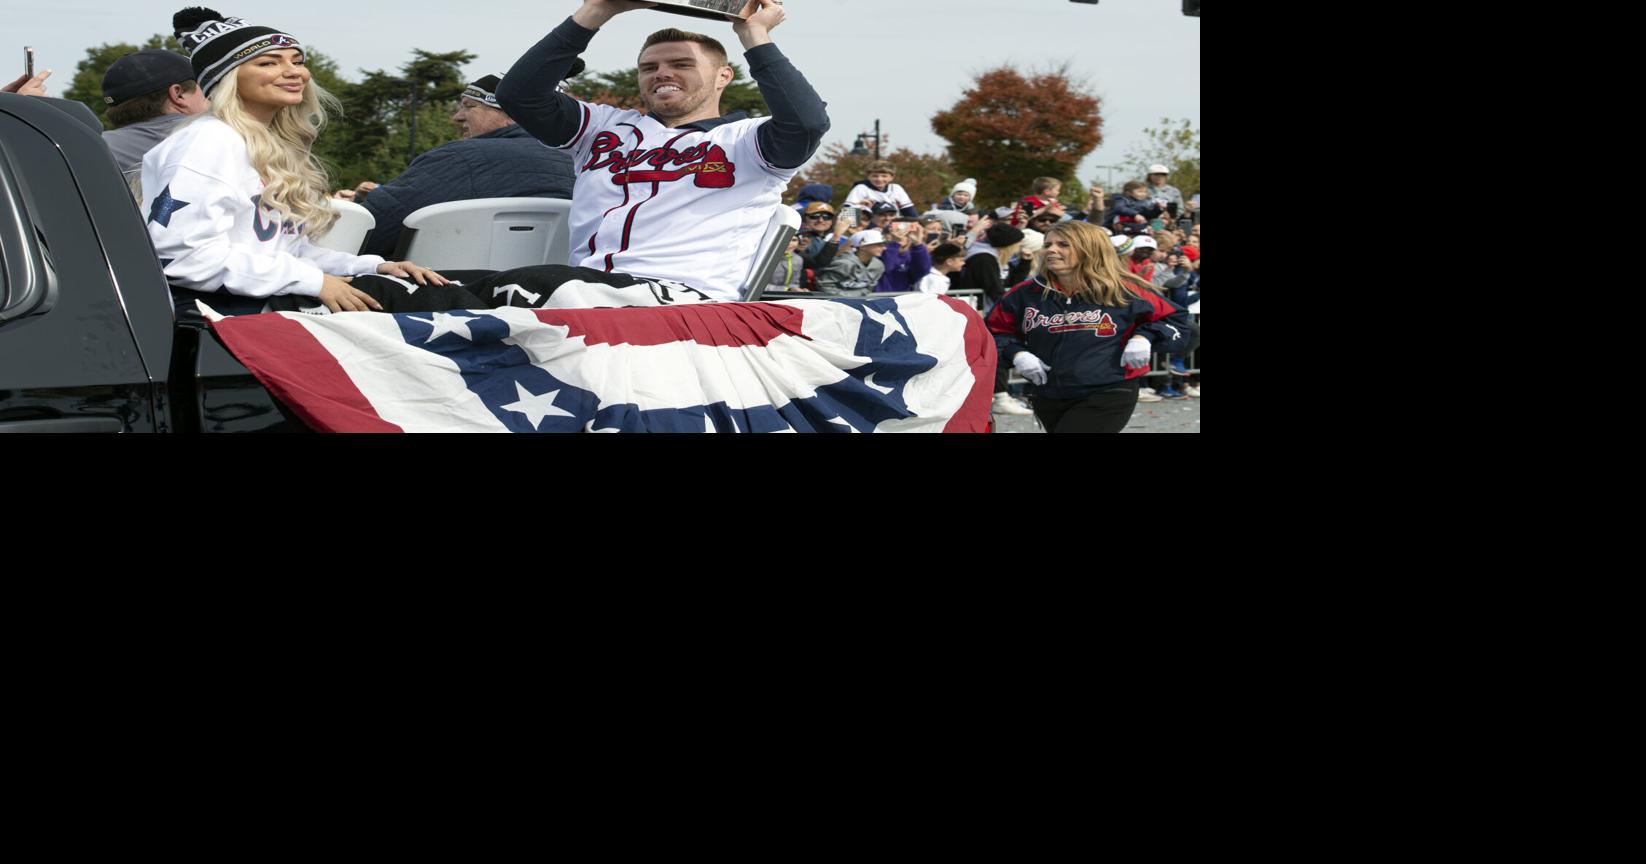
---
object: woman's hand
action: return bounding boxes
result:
[1122,336,1152,369]
[377,260,449,286]
[1013,352,1050,386]
[319,275,383,313]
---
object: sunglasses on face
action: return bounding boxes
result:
[807,213,834,221]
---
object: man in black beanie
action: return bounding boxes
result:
[335,72,577,259]
[100,49,209,179]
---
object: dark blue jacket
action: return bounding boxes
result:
[360,124,575,257]
[1108,196,1164,231]
[986,275,1197,399]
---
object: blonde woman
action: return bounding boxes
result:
[985,220,1197,433]
[144,7,478,315]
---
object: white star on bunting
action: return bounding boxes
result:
[864,306,908,343]
[501,382,573,430]
[407,312,475,343]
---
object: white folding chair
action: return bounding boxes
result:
[739,205,802,301]
[395,197,573,271]
[311,198,376,254]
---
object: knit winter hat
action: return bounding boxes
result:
[952,178,977,197]
[462,75,504,108]
[1019,229,1045,255]
[173,7,303,97]
[984,224,1024,248]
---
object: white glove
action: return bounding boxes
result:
[1122,336,1152,369]
[1013,352,1051,386]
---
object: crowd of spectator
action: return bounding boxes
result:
[773,161,1201,409]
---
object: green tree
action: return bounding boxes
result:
[564,63,767,116]
[929,65,1103,209]
[315,49,475,189]
[1125,117,1200,198]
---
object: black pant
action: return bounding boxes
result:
[183,265,656,316]
[1030,380,1141,433]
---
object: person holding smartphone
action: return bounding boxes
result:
[875,218,932,293]
[4,47,50,96]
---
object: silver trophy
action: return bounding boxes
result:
[647,0,751,23]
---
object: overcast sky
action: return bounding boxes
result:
[15,0,1200,191]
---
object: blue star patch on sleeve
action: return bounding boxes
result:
[147,184,191,227]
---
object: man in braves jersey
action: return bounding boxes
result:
[496,0,828,306]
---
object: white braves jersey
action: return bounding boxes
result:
[844,181,916,214]
[141,116,385,299]
[556,101,799,302]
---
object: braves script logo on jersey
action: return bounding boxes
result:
[1023,307,1119,337]
[583,132,736,188]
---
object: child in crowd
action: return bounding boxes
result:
[844,160,918,217]
[917,243,966,295]
[935,178,977,214]
[1109,180,1165,235]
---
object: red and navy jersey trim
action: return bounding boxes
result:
[561,103,592,150]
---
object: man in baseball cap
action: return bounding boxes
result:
[101,49,209,179]
[814,229,887,296]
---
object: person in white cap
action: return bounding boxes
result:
[1145,164,1185,216]
[814,229,887,296]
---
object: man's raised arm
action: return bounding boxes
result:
[496,1,656,147]
[733,0,830,170]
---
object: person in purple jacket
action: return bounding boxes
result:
[874,219,932,292]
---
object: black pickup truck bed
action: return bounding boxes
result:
[0,92,292,432]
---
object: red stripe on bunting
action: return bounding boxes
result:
[207,313,403,433]
[936,296,996,433]
[533,301,810,348]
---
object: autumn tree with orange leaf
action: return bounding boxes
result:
[929,65,1103,210]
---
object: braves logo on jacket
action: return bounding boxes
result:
[1023,307,1119,337]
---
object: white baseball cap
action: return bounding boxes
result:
[1148,164,1170,176]
[852,229,886,248]
[1111,234,1158,254]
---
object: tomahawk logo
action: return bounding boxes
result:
[583,132,736,188]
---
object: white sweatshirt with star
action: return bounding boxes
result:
[140,116,384,299]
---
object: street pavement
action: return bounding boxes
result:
[991,390,1201,433]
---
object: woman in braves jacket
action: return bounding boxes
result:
[986,220,1198,433]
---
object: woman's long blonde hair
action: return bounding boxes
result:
[1036,221,1160,307]
[208,65,341,237]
